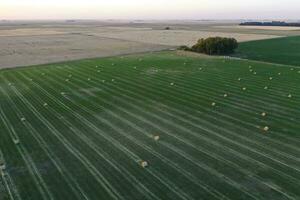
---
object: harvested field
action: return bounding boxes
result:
[0,51,299,199]
[94,29,281,46]
[0,20,284,69]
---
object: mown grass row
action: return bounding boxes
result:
[0,51,299,199]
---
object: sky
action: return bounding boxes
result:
[1,0,300,20]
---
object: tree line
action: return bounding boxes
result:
[179,37,238,55]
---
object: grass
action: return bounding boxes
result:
[235,36,300,66]
[0,51,300,199]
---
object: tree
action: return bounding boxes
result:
[189,37,238,55]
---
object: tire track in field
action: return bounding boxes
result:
[74,63,300,151]
[10,73,194,200]
[66,72,299,199]
[117,66,300,144]
[0,76,124,200]
[55,65,300,197]
[69,65,300,166]
[16,72,219,200]
[27,69,290,200]
[0,87,55,200]
[10,74,162,200]
[0,149,21,200]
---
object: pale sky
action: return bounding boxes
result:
[1,0,299,20]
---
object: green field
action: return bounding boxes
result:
[235,36,300,66]
[0,51,300,200]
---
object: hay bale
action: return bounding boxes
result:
[269,77,273,80]
[224,94,228,97]
[21,117,26,122]
[264,86,268,90]
[112,79,115,82]
[211,102,216,106]
[238,78,241,81]
[249,69,253,72]
[199,68,202,71]
[61,92,65,95]
[65,79,69,82]
[87,78,91,81]
[253,72,257,75]
[261,112,267,117]
[291,68,294,71]
[242,87,247,91]
[278,72,281,75]
[140,161,148,168]
[170,83,174,86]
[153,135,160,141]
[263,126,269,132]
[43,103,48,107]
[288,94,292,98]
[97,70,101,73]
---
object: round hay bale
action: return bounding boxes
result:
[87,78,91,81]
[261,112,267,117]
[97,70,101,73]
[43,103,48,107]
[263,126,269,132]
[291,68,294,71]
[65,79,69,82]
[170,83,174,86]
[278,72,281,75]
[249,66,252,69]
[249,69,253,72]
[21,117,26,122]
[224,94,228,97]
[242,87,247,91]
[211,102,216,106]
[199,68,202,71]
[253,72,257,75]
[264,86,268,90]
[269,77,273,80]
[154,135,160,141]
[112,79,115,82]
[238,78,241,81]
[288,94,292,98]
[140,161,148,168]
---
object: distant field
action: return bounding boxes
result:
[1,51,300,199]
[218,26,300,31]
[235,36,300,66]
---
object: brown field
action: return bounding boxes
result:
[0,20,296,69]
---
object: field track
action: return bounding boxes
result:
[0,51,300,200]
